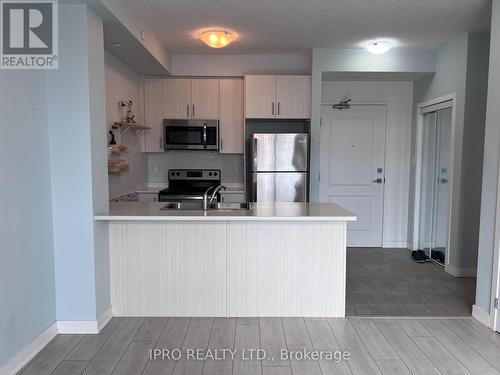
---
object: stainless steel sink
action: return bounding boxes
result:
[214,202,250,210]
[160,201,250,211]
[160,202,203,210]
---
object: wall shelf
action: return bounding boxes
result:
[109,145,129,154]
[108,159,129,174]
[111,122,150,146]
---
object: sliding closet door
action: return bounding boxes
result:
[417,105,452,266]
[418,112,437,258]
[431,108,452,264]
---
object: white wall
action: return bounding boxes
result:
[170,54,311,76]
[46,4,110,321]
[321,81,414,248]
[477,0,500,315]
[0,71,56,370]
[105,52,146,198]
[413,33,490,276]
[310,48,436,203]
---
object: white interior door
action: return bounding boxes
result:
[320,105,387,247]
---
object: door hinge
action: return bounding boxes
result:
[495,298,499,309]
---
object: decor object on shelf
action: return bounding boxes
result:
[119,100,136,123]
[108,130,117,145]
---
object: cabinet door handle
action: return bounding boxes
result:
[272,102,275,116]
[278,102,280,116]
[220,138,223,151]
[159,137,163,150]
[192,104,195,118]
[187,104,190,117]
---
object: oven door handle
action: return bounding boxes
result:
[203,123,207,149]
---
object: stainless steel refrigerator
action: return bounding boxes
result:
[251,133,309,202]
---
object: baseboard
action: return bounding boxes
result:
[472,304,491,327]
[382,241,410,249]
[57,306,113,334]
[446,265,477,277]
[97,306,113,332]
[0,322,57,375]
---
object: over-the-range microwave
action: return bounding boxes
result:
[163,119,219,150]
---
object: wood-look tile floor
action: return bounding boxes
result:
[18,317,500,375]
[347,248,476,317]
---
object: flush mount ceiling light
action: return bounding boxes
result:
[366,40,394,54]
[112,42,123,48]
[200,30,235,48]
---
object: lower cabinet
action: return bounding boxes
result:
[109,220,347,317]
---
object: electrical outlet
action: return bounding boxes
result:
[152,163,159,174]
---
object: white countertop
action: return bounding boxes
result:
[95,202,356,221]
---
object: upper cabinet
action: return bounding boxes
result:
[164,79,190,119]
[219,79,244,154]
[245,75,311,119]
[244,75,277,119]
[164,78,219,120]
[143,78,165,152]
[191,79,220,119]
[276,76,311,119]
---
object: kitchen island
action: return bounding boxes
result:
[95,202,356,317]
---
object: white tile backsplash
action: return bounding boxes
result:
[147,151,244,184]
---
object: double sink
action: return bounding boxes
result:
[160,202,250,211]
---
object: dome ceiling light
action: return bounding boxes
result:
[366,40,394,54]
[200,30,235,48]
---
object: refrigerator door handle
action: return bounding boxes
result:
[252,172,257,202]
[253,138,258,171]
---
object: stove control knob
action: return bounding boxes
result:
[171,172,175,176]
[176,172,180,176]
[209,172,212,176]
[214,172,218,176]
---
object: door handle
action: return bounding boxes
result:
[372,178,383,184]
[272,102,275,116]
[192,104,195,118]
[203,123,207,149]
[187,104,190,117]
[220,138,223,151]
[277,102,280,116]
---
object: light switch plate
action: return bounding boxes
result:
[152,163,159,174]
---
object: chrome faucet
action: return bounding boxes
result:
[203,185,227,210]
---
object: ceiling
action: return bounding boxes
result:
[127,0,491,55]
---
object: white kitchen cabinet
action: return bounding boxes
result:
[191,79,219,119]
[219,79,244,153]
[244,75,277,118]
[143,78,165,152]
[164,79,191,119]
[244,75,311,119]
[164,78,219,119]
[276,75,311,119]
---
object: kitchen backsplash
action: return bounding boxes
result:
[147,151,244,184]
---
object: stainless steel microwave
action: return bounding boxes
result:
[163,119,219,150]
